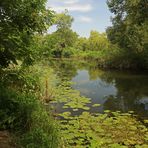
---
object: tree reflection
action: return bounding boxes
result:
[49,59,78,80]
[49,60,148,117]
[87,67,148,117]
[100,71,148,117]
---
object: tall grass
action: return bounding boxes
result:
[0,64,60,148]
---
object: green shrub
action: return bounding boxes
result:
[0,87,58,148]
[0,64,59,148]
[0,84,59,148]
[62,47,74,58]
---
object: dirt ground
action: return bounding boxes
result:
[0,131,16,148]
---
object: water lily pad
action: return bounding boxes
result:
[92,104,101,107]
[73,108,79,111]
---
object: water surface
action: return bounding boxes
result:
[49,60,148,118]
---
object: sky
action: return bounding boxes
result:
[46,0,113,37]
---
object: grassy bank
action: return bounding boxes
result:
[71,47,148,70]
[0,64,59,147]
[0,61,148,147]
[47,45,148,70]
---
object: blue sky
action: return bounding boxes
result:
[46,0,113,37]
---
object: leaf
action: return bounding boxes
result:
[92,104,101,107]
[73,108,78,111]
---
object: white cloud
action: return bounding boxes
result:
[47,0,93,13]
[78,16,93,23]
[63,0,79,5]
[50,4,93,12]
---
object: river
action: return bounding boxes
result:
[49,59,148,118]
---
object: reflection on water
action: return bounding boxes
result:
[72,70,117,114]
[49,60,148,118]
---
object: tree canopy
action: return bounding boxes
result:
[106,0,148,68]
[43,11,78,58]
[0,0,54,67]
[54,10,74,30]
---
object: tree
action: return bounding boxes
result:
[54,11,78,49]
[44,11,78,57]
[0,0,54,67]
[75,37,88,51]
[54,10,74,30]
[106,0,148,68]
[88,31,109,51]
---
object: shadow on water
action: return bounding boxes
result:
[49,59,148,118]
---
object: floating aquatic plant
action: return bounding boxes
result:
[51,80,148,147]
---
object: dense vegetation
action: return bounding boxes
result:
[0,0,59,147]
[0,0,54,67]
[0,0,148,147]
[0,65,59,147]
[107,0,148,69]
[38,0,148,69]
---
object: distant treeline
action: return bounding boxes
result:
[34,0,147,69]
[0,0,147,147]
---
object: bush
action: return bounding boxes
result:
[0,64,59,148]
[0,84,59,148]
[62,47,75,58]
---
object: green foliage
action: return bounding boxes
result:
[73,45,126,69]
[50,29,78,58]
[0,64,59,148]
[53,81,91,108]
[2,63,56,97]
[73,30,126,69]
[59,111,148,147]
[62,47,75,58]
[88,31,109,51]
[51,79,148,147]
[0,86,59,148]
[41,12,78,58]
[37,0,148,69]
[50,30,78,58]
[74,31,110,52]
[42,28,78,58]
[20,101,59,148]
[0,87,37,130]
[0,0,54,67]
[106,0,148,69]
[75,37,89,51]
[54,10,74,30]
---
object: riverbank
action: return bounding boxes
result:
[0,64,59,147]
[47,47,148,70]
[0,61,148,147]
[0,131,16,148]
